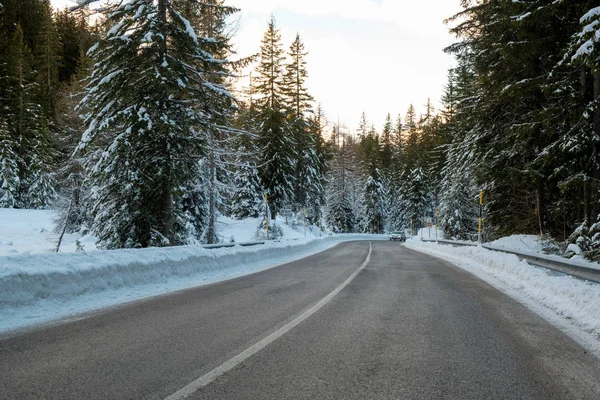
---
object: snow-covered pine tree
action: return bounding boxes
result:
[357,111,369,141]
[380,113,393,173]
[283,33,313,120]
[230,79,264,220]
[54,61,94,237]
[230,157,262,219]
[387,114,405,231]
[557,4,600,257]
[24,115,57,209]
[282,33,320,212]
[0,117,19,208]
[254,15,296,219]
[2,24,57,208]
[325,124,355,232]
[305,104,329,223]
[176,0,246,244]
[33,0,60,120]
[361,170,387,233]
[403,104,419,171]
[403,167,430,232]
[77,0,237,248]
[437,65,479,239]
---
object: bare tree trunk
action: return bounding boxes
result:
[208,130,216,244]
[158,0,173,244]
[56,199,74,252]
[536,187,544,236]
[591,72,600,225]
[584,176,590,224]
[206,5,217,244]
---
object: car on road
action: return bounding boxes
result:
[389,231,406,242]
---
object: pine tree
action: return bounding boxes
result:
[282,33,319,212]
[0,117,19,208]
[361,170,387,233]
[230,157,262,219]
[403,167,430,232]
[254,15,296,219]
[326,125,355,233]
[176,0,245,244]
[77,0,237,248]
[437,63,479,239]
[380,113,393,172]
[357,111,369,140]
[33,0,60,120]
[283,33,313,119]
[3,24,56,208]
[403,104,419,171]
[305,104,329,223]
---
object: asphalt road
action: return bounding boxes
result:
[1,241,600,399]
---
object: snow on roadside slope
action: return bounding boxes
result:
[0,234,383,335]
[0,208,98,255]
[0,208,328,256]
[405,238,600,357]
[489,234,543,253]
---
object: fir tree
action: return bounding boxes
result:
[0,117,19,207]
[77,0,237,248]
[33,0,60,119]
[254,15,296,219]
[361,170,387,233]
[305,104,329,223]
[380,113,393,173]
[283,33,320,211]
[230,157,262,219]
[326,124,356,233]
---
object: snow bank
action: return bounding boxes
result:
[489,234,543,253]
[405,239,600,357]
[0,234,383,334]
[426,233,600,272]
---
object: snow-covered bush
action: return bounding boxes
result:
[566,219,600,261]
[254,219,283,240]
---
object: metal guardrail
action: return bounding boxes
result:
[421,239,600,284]
[201,241,266,250]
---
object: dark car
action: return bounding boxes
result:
[389,231,406,242]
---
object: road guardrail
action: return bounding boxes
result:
[421,239,600,284]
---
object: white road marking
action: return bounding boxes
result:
[164,242,373,400]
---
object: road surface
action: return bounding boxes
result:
[1,241,600,399]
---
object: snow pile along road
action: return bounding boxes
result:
[0,234,383,334]
[405,239,600,357]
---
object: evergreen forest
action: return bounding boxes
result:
[1,0,600,262]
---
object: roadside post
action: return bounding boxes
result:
[304,207,307,237]
[265,193,269,240]
[478,190,483,243]
[435,208,438,241]
[426,217,432,238]
[410,218,413,236]
[319,211,322,237]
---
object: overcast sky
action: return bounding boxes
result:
[52,0,462,131]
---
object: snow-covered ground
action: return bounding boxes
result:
[0,208,328,256]
[405,238,600,357]
[217,215,327,243]
[0,208,98,255]
[0,208,383,334]
[489,234,544,253]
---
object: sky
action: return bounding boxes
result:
[51,0,463,132]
